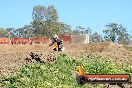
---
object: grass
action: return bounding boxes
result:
[0,53,132,88]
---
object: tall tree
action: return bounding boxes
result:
[85,27,92,34]
[76,26,85,34]
[103,23,119,42]
[6,28,15,38]
[74,26,91,35]
[32,5,71,37]
[103,23,130,44]
[23,25,34,38]
[0,28,9,38]
[14,25,33,38]
[62,24,72,35]
[45,5,58,22]
[44,5,59,37]
[117,25,130,44]
[32,20,45,37]
[71,30,80,35]
[32,5,46,20]
[32,5,46,37]
[90,32,103,43]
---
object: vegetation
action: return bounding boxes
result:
[90,32,103,43]
[0,5,72,38]
[0,2,132,88]
[103,23,130,44]
[32,5,72,37]
[0,4,131,44]
[0,28,9,38]
[0,53,131,88]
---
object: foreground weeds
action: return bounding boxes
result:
[0,53,132,88]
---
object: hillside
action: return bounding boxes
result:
[0,42,132,88]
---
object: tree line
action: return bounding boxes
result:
[0,5,131,45]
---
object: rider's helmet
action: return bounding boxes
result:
[53,34,58,39]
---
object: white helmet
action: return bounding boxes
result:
[53,34,58,39]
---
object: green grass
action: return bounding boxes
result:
[0,53,132,88]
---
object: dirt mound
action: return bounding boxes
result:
[98,42,132,64]
[0,42,132,77]
[84,42,110,52]
[0,45,57,77]
[28,51,57,63]
[77,42,132,65]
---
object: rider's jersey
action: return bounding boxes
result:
[49,38,63,47]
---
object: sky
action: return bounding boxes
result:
[0,0,132,35]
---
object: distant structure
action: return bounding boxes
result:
[71,34,89,44]
[0,34,90,45]
[0,38,10,44]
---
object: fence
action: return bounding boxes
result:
[59,35,72,44]
[0,34,89,45]
[12,38,31,45]
[0,38,10,44]
[30,38,49,44]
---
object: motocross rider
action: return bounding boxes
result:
[49,34,63,51]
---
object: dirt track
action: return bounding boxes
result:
[0,42,132,77]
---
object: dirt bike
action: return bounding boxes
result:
[52,43,65,51]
